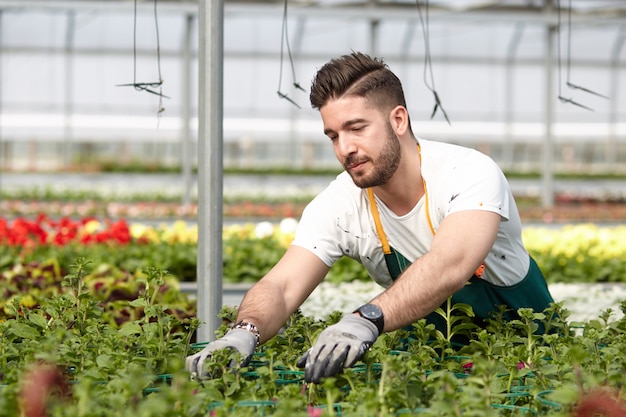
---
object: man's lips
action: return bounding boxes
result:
[346,159,368,171]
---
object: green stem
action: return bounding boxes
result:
[326,388,335,416]
[377,361,387,412]
[526,317,534,365]
[446,297,453,348]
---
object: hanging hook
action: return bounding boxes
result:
[277,0,305,108]
[557,96,594,111]
[555,0,608,111]
[117,0,169,102]
[566,82,609,100]
[277,91,301,109]
[415,0,451,125]
[430,91,451,125]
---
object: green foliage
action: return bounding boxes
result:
[1,241,199,283]
[432,298,477,355]
[0,258,196,327]
[1,231,371,285]
[0,259,203,417]
[222,234,284,283]
[325,256,371,284]
[2,264,626,416]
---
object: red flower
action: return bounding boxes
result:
[1,217,47,246]
[462,362,474,374]
[0,215,136,248]
[575,389,626,417]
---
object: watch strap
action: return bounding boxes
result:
[234,320,260,346]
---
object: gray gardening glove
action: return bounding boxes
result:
[296,314,379,383]
[185,328,257,379]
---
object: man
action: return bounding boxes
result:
[186,52,555,383]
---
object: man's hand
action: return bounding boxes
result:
[185,329,257,379]
[296,314,379,383]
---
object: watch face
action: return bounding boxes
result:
[360,304,383,320]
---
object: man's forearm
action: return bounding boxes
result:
[235,279,292,344]
[372,251,464,331]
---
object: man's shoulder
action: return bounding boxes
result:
[419,138,495,169]
[419,138,474,156]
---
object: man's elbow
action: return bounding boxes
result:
[446,263,478,293]
[449,275,469,294]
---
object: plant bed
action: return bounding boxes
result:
[2,272,626,416]
[1,217,625,415]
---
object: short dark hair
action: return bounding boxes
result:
[309,52,407,113]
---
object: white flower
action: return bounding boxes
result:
[254,221,275,239]
[279,217,298,235]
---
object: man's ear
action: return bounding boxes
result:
[389,105,409,136]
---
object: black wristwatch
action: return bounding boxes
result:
[354,303,385,335]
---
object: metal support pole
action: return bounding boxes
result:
[64,11,75,169]
[181,13,193,209]
[196,0,224,342]
[503,23,524,171]
[369,18,380,57]
[608,26,625,168]
[542,23,556,209]
[0,10,4,180]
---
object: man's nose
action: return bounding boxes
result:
[335,134,357,157]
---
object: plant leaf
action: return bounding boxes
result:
[96,354,113,369]
[119,322,142,336]
[28,313,48,329]
[130,298,147,307]
[9,322,40,339]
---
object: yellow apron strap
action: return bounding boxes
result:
[367,143,485,279]
[418,144,436,236]
[367,143,435,256]
[367,188,392,255]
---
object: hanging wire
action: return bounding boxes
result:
[117,0,169,104]
[415,0,451,125]
[564,1,609,100]
[277,0,305,109]
[152,0,166,116]
[556,0,607,111]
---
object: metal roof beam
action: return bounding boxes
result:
[3,45,624,69]
[226,4,626,25]
[2,1,626,25]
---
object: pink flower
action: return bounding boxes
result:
[307,405,323,417]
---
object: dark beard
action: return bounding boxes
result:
[345,123,401,188]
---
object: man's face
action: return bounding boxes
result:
[320,96,401,189]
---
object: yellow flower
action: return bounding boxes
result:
[156,221,198,244]
[130,223,160,243]
[19,294,37,308]
[83,219,101,235]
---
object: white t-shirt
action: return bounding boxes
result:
[291,138,530,288]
